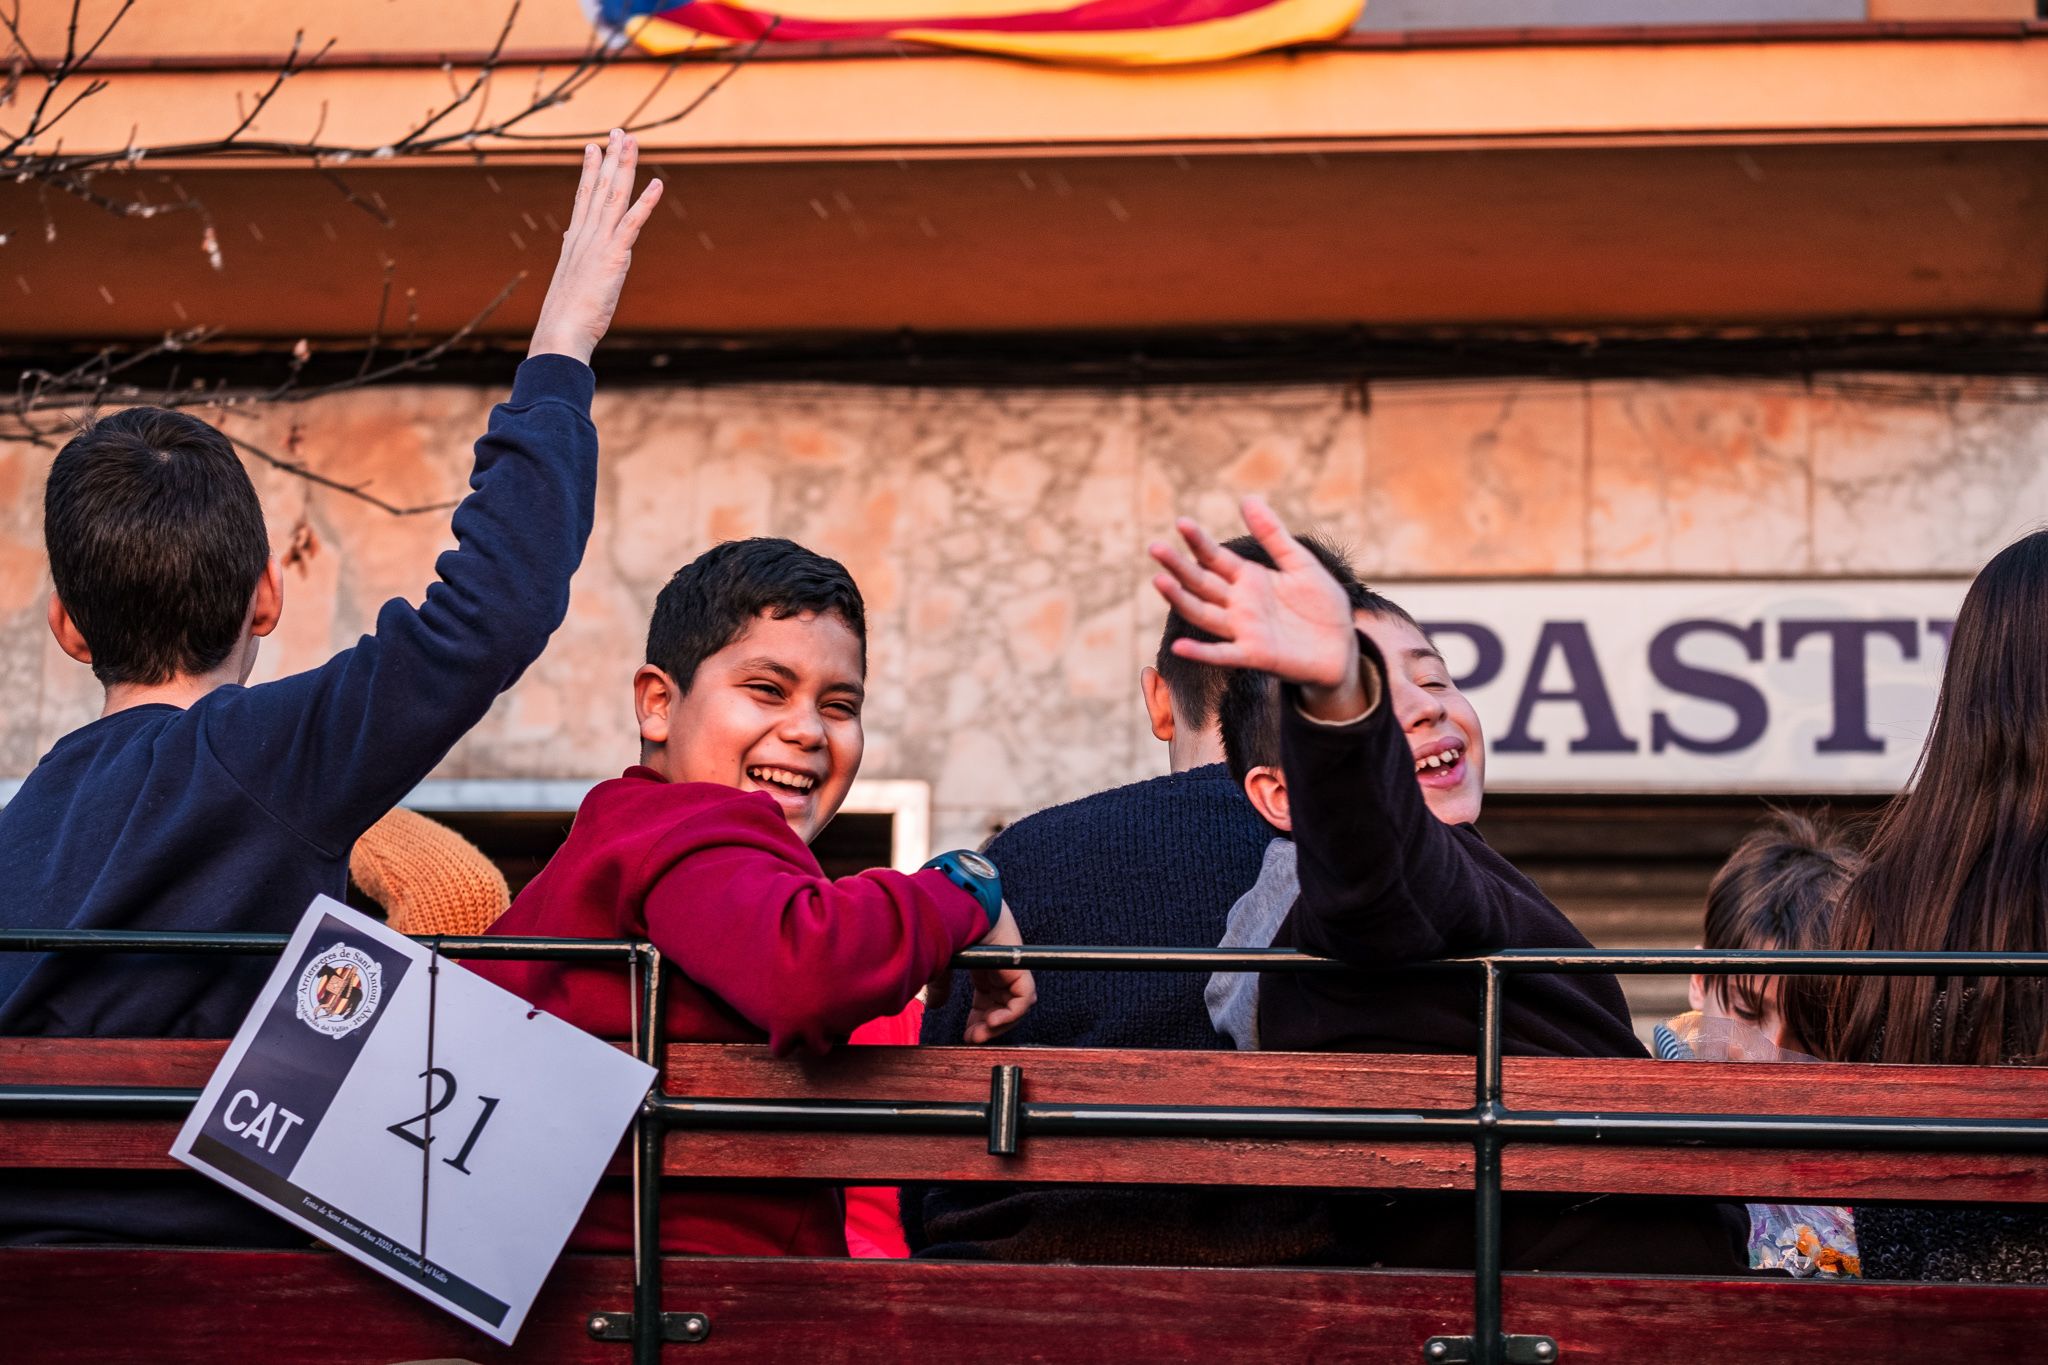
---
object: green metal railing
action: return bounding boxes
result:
[5,929,2048,1365]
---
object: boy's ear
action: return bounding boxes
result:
[248,558,284,639]
[1687,970,1708,1013]
[1139,665,1175,744]
[1243,764,1292,833]
[633,664,676,747]
[46,591,92,666]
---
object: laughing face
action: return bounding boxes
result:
[1358,611,1486,827]
[634,609,866,844]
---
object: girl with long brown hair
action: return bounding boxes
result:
[1790,527,2048,1281]
[1801,528,2048,1066]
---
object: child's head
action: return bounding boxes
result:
[43,407,279,689]
[1691,811,1856,1052]
[635,538,868,843]
[1144,533,1361,772]
[1221,590,1487,832]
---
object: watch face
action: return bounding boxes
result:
[955,851,997,879]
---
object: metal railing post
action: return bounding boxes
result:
[633,945,667,1365]
[1473,962,1505,1365]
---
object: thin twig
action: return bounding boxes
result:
[314,164,396,228]
[395,0,521,151]
[226,433,458,516]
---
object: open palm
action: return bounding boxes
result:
[1148,497,1356,690]
[529,129,664,365]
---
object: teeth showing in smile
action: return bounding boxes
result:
[1415,748,1463,774]
[748,765,817,792]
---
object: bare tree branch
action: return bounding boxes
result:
[0,273,524,517]
[227,431,457,517]
[0,0,757,513]
[1,0,757,239]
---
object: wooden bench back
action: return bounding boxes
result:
[6,1037,2048,1362]
[5,1036,2045,1205]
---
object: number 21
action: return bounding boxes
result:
[387,1067,501,1175]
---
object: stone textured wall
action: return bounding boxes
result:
[5,374,2043,849]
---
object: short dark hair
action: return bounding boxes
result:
[43,406,271,688]
[646,537,867,694]
[1219,567,1415,792]
[1156,532,1364,736]
[1700,810,1857,1031]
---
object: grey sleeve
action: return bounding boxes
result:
[1205,839,1299,1051]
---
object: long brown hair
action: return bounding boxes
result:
[1797,529,2048,1066]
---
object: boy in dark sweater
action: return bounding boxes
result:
[474,538,1034,1257]
[912,535,1358,1265]
[1152,496,1745,1273]
[0,132,662,1245]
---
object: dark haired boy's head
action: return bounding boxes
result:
[43,407,279,689]
[1691,811,1856,1052]
[635,538,869,843]
[1142,532,1362,772]
[1221,582,1486,834]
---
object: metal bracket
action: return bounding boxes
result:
[587,1310,712,1344]
[1424,1335,1558,1364]
[988,1063,1021,1156]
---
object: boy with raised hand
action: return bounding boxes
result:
[0,131,659,1245]
[475,536,1034,1257]
[1152,497,1745,1273]
[910,533,1361,1266]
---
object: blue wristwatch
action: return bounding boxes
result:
[922,849,1003,929]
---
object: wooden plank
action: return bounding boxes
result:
[659,1130,1476,1188]
[673,1043,1478,1109]
[7,1041,2048,1205]
[10,1115,2031,1204]
[1501,1054,2048,1119]
[2,1248,2044,1364]
[8,1038,2041,1120]
[0,1036,226,1085]
[1501,1146,2048,1204]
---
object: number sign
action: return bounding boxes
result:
[170,896,655,1344]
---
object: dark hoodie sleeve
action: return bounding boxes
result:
[1279,631,1521,964]
[205,355,599,854]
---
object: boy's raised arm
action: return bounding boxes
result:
[1149,497,1515,963]
[1272,640,1514,963]
[210,134,663,854]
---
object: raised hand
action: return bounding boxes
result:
[1148,496,1367,717]
[528,128,664,365]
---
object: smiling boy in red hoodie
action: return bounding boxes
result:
[478,537,1034,1256]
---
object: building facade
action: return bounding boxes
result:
[3,0,2044,1024]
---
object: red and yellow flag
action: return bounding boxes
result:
[590,0,1365,66]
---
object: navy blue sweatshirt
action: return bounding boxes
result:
[924,765,1270,1055]
[0,355,597,1244]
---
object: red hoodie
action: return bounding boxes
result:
[474,767,987,1256]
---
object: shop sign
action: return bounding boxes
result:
[1383,579,1967,794]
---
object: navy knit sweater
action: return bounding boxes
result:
[911,764,1347,1265]
[926,764,1268,1053]
[0,355,597,1244]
